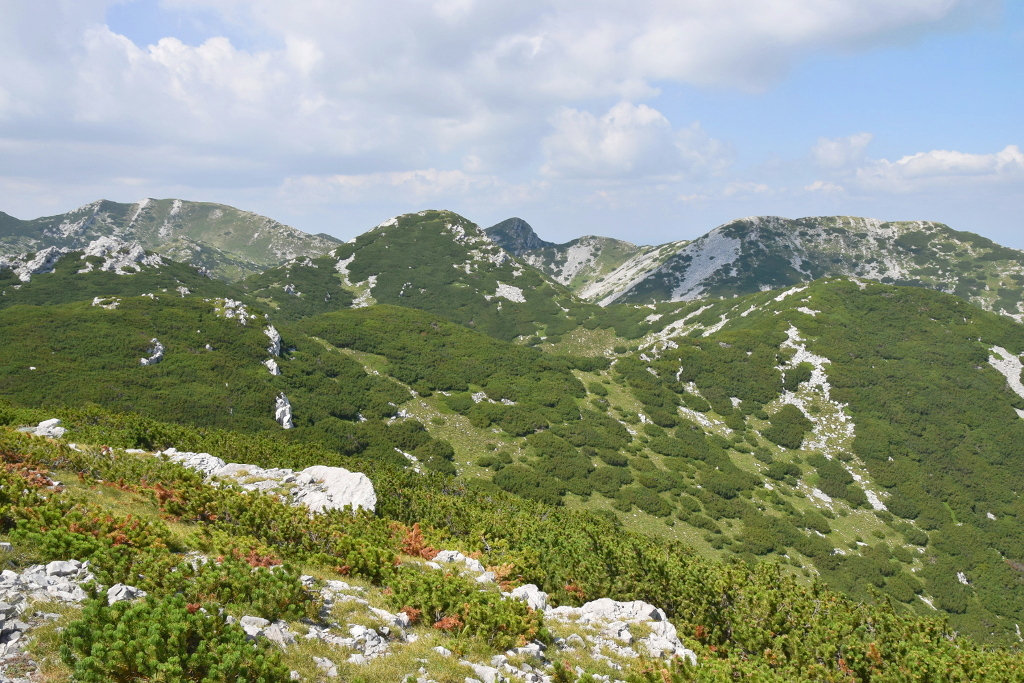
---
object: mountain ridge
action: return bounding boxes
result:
[486,215,1024,319]
[0,198,341,281]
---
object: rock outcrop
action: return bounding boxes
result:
[264,325,282,356]
[80,236,164,274]
[162,449,377,513]
[22,418,66,439]
[274,393,293,429]
[139,338,165,366]
[545,598,696,664]
[0,559,145,681]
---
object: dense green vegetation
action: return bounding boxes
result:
[0,296,458,472]
[613,278,1024,640]
[240,252,355,319]
[2,416,1024,681]
[0,252,233,309]
[6,204,1024,664]
[8,274,1024,641]
[279,210,597,341]
[62,594,290,682]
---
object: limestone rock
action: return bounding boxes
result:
[140,338,165,366]
[275,393,293,429]
[462,661,502,683]
[578,598,665,624]
[264,325,282,356]
[32,419,65,439]
[293,465,377,513]
[167,453,377,514]
[80,236,163,274]
[45,560,81,577]
[314,656,339,678]
[16,246,64,281]
[433,550,485,574]
[510,584,549,611]
[163,449,227,476]
[545,597,695,664]
[107,583,147,605]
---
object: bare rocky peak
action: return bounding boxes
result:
[484,217,553,255]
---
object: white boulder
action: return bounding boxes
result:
[433,550,486,574]
[545,597,695,664]
[163,450,227,476]
[293,465,377,513]
[510,584,549,611]
[578,598,665,624]
[107,583,147,605]
[33,419,66,439]
[16,247,64,282]
[81,236,163,274]
[313,656,338,678]
[166,453,377,514]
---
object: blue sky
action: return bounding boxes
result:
[0,0,1020,246]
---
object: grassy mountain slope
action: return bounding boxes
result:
[0,199,341,281]
[248,210,593,341]
[294,280,1024,642]
[4,420,1024,681]
[4,199,1024,646]
[601,278,1024,641]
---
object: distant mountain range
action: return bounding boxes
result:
[485,216,1024,320]
[0,199,340,281]
[3,200,1023,322]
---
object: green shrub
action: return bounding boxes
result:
[783,362,814,392]
[763,405,813,449]
[596,449,629,467]
[589,467,633,497]
[61,595,289,682]
[766,461,801,482]
[386,569,548,649]
[617,486,673,517]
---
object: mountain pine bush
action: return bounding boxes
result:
[60,594,290,682]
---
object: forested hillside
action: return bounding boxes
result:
[244,210,593,341]
[4,206,1024,679]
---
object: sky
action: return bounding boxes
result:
[0,0,1021,246]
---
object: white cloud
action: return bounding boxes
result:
[805,179,845,193]
[0,0,1010,242]
[279,169,545,206]
[541,102,729,179]
[812,133,874,169]
[855,145,1024,193]
[679,181,773,203]
[0,0,984,159]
